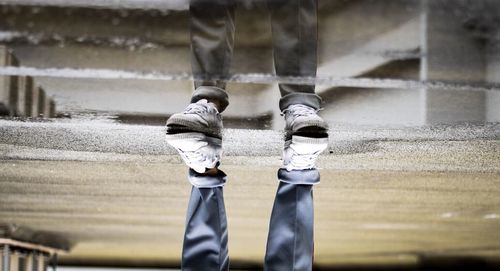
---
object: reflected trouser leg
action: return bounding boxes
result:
[182,169,229,271]
[264,169,320,271]
[268,0,323,111]
[189,0,234,112]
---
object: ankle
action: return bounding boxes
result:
[201,167,219,176]
[206,99,222,112]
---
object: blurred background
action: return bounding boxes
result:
[0,0,499,270]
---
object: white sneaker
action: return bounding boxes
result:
[282,135,328,171]
[283,104,328,140]
[165,132,222,173]
[166,99,223,138]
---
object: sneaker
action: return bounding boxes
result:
[165,132,222,173]
[166,99,223,139]
[283,104,328,140]
[282,135,328,171]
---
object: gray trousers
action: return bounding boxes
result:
[182,168,320,271]
[189,0,323,112]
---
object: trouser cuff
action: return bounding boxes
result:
[191,86,229,112]
[277,168,320,185]
[188,168,227,188]
[279,92,322,111]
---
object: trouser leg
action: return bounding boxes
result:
[267,0,323,111]
[189,0,234,112]
[264,169,320,271]
[182,169,229,271]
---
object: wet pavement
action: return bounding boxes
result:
[0,119,499,269]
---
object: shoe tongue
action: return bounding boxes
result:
[288,105,314,115]
[197,99,219,112]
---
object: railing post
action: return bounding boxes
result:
[31,252,37,271]
[2,245,10,271]
[50,254,57,271]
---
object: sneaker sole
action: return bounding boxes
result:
[165,131,222,146]
[166,116,222,139]
[285,121,329,140]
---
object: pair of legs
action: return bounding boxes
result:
[166,1,328,270]
[189,0,322,113]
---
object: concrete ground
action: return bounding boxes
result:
[0,119,500,270]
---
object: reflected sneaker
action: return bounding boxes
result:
[283,104,328,140]
[166,99,223,139]
[165,132,222,173]
[282,135,328,171]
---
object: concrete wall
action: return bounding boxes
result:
[423,1,487,124]
[321,60,423,125]
[318,0,418,75]
[486,35,500,122]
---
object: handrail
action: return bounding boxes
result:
[0,238,68,256]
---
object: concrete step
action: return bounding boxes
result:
[317,17,421,94]
[0,119,498,172]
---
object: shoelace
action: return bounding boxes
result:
[283,104,319,117]
[183,103,209,115]
[180,150,207,164]
[289,151,321,168]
